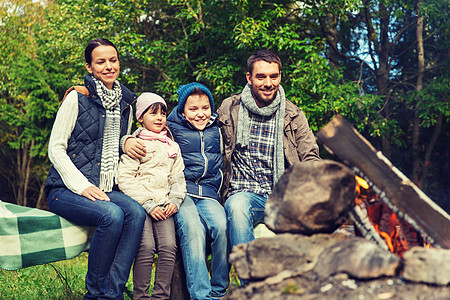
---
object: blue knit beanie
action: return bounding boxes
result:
[177,82,214,112]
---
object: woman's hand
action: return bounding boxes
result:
[124,137,146,159]
[150,206,167,221]
[82,186,110,201]
[163,203,178,218]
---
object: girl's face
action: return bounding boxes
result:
[85,45,120,89]
[182,94,211,131]
[138,106,167,134]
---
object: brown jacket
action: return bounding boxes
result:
[217,92,320,199]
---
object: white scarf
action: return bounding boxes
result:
[91,75,122,192]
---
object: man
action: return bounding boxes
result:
[217,50,321,250]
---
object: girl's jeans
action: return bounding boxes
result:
[133,214,176,299]
[48,187,146,300]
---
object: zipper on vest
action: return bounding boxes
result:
[195,131,208,195]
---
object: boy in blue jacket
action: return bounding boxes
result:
[166,82,229,300]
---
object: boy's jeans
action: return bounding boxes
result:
[224,192,267,249]
[174,195,230,300]
[48,187,146,300]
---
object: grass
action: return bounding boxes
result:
[0,252,134,300]
[1,252,88,300]
[1,252,240,299]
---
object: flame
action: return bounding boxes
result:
[353,176,419,257]
[355,176,369,189]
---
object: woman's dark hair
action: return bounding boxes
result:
[142,102,167,117]
[85,38,119,65]
[247,50,282,74]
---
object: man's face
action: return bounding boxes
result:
[246,61,281,108]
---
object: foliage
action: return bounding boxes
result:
[0,0,448,208]
[0,0,66,206]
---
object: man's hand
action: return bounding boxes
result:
[124,137,146,159]
[163,203,178,218]
[150,206,167,221]
[82,186,110,201]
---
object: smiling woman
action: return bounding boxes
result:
[43,38,146,299]
[85,44,120,89]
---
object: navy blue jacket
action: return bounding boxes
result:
[44,74,137,196]
[167,106,223,201]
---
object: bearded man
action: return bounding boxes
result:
[218,50,321,251]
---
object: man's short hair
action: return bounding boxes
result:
[247,50,282,74]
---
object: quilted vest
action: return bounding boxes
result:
[44,75,136,197]
[167,106,223,201]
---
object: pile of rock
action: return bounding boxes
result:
[226,160,450,299]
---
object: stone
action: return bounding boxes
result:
[313,237,401,279]
[265,160,357,235]
[402,246,450,285]
[228,233,348,280]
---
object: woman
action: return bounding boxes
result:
[44,38,146,300]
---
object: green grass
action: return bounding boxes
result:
[1,252,240,299]
[0,252,136,300]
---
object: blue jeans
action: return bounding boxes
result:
[48,188,146,300]
[174,195,229,300]
[224,192,267,249]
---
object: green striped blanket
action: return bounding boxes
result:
[0,201,94,271]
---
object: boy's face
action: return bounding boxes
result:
[182,94,211,130]
[138,106,167,134]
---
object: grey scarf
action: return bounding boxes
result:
[91,75,122,192]
[236,83,286,185]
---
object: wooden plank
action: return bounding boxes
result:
[316,115,450,249]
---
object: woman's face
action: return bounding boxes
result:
[85,45,120,89]
[182,94,211,131]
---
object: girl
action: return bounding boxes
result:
[45,38,146,300]
[117,93,186,299]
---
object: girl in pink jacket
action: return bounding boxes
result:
[117,93,186,299]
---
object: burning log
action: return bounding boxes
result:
[316,115,450,249]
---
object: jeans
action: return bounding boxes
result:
[174,195,229,300]
[133,214,176,300]
[224,192,267,249]
[48,188,146,300]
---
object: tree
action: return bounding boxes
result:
[0,0,66,207]
[1,0,447,210]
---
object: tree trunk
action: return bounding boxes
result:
[363,2,392,158]
[15,139,33,207]
[420,113,443,187]
[412,1,425,186]
[325,13,340,69]
[36,179,46,210]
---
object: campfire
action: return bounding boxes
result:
[224,115,450,300]
[348,175,424,257]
